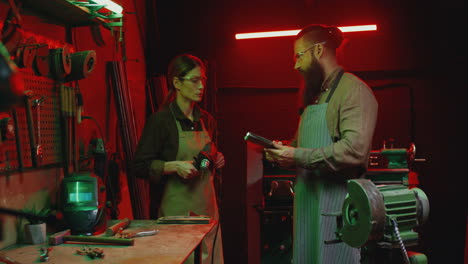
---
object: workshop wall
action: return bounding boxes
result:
[0,8,68,248]
[0,0,146,249]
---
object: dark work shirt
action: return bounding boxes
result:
[132,101,217,183]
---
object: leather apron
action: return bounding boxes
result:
[159,108,224,264]
[293,70,360,264]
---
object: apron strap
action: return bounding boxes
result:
[325,69,345,103]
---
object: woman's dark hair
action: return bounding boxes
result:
[296,24,344,51]
[162,54,206,106]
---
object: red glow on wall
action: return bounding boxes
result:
[235,24,377,39]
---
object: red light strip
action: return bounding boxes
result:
[235,24,377,39]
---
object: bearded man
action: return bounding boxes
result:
[265,24,378,264]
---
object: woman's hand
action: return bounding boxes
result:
[176,161,199,179]
[215,152,225,169]
[165,161,199,179]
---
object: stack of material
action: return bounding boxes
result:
[107,61,149,219]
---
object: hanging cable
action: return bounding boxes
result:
[391,218,410,264]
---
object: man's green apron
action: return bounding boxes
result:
[293,70,360,264]
[160,110,223,264]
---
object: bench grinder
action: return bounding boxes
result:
[334,179,430,264]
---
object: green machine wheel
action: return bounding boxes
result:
[340,179,430,249]
[341,179,386,248]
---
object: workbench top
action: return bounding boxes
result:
[0,220,216,264]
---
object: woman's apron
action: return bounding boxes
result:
[293,70,360,264]
[159,111,224,264]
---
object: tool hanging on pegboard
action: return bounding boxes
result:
[32,44,50,77]
[65,50,97,82]
[10,108,23,171]
[23,91,38,167]
[60,84,78,174]
[22,90,48,167]
[60,85,76,118]
[32,95,46,164]
[14,36,36,69]
[32,44,72,81]
[49,45,72,81]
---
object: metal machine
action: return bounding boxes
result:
[366,143,425,187]
[257,154,295,264]
[248,139,429,264]
[337,179,429,264]
[333,144,429,264]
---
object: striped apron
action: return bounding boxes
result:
[159,110,224,264]
[293,70,360,264]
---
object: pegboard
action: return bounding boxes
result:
[0,31,77,174]
[0,68,65,174]
[24,68,64,165]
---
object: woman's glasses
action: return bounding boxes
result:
[179,76,207,84]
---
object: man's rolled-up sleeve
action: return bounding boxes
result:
[294,83,378,172]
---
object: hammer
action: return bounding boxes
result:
[105,218,130,237]
[48,229,134,246]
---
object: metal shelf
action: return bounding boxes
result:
[1,0,109,29]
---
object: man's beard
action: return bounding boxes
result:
[300,59,325,108]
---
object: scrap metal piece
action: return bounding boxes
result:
[116,229,159,239]
[131,230,159,238]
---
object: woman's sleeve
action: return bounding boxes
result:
[206,113,218,144]
[132,114,167,183]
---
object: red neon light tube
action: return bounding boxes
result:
[235,24,377,39]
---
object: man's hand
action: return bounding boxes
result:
[264,141,296,168]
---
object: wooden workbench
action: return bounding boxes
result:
[0,220,216,264]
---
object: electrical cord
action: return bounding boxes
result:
[81,116,105,148]
[81,115,120,218]
[392,218,410,264]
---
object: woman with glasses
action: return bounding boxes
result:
[133,54,224,263]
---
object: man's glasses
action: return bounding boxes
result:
[294,41,326,61]
[179,76,207,84]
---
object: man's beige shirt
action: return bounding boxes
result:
[293,68,378,179]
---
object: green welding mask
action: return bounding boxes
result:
[61,172,107,235]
